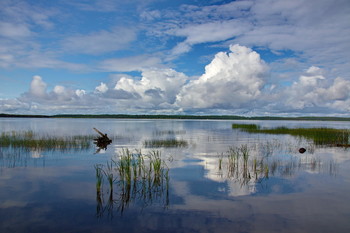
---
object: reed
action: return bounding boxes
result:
[227,146,239,175]
[232,124,260,131]
[264,164,269,178]
[217,141,337,187]
[232,124,350,146]
[103,161,115,193]
[154,130,186,136]
[149,150,163,176]
[94,164,104,195]
[95,148,171,214]
[143,139,188,148]
[0,131,93,150]
[218,153,224,171]
[240,144,250,166]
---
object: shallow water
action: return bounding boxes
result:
[0,118,350,233]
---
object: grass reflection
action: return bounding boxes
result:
[94,149,170,217]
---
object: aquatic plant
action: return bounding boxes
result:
[218,153,224,171]
[232,124,260,131]
[232,124,350,147]
[143,138,188,148]
[241,144,250,166]
[94,164,104,195]
[153,130,186,136]
[103,161,115,194]
[217,141,337,188]
[0,131,93,151]
[95,149,171,216]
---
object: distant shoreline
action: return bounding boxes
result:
[1,113,350,121]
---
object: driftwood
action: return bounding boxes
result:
[93,128,112,151]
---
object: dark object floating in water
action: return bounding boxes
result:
[93,128,112,152]
[299,148,306,153]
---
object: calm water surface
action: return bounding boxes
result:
[0,118,350,233]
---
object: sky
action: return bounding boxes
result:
[0,0,350,116]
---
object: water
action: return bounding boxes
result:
[0,118,350,232]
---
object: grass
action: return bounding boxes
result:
[95,148,170,215]
[0,130,93,151]
[94,164,104,195]
[153,130,186,136]
[232,124,350,147]
[218,143,337,186]
[143,139,188,148]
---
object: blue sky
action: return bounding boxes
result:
[1,0,350,116]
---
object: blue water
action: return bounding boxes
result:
[0,118,350,232]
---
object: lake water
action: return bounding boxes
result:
[0,118,350,233]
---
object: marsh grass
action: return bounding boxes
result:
[153,130,186,136]
[95,148,170,216]
[143,139,188,148]
[0,131,93,151]
[94,164,104,195]
[232,124,350,147]
[219,143,336,186]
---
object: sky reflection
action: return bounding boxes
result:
[1,119,350,232]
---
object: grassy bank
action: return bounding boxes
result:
[232,124,350,146]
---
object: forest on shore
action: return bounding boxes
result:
[1,113,350,121]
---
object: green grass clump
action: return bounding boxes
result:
[143,139,188,148]
[95,149,170,215]
[0,131,93,150]
[94,164,104,195]
[232,124,350,146]
[232,124,260,131]
[219,143,336,186]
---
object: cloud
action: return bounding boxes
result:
[149,0,350,79]
[283,71,350,112]
[0,1,84,70]
[140,10,161,21]
[260,66,350,115]
[95,82,108,93]
[29,75,47,98]
[75,89,86,97]
[0,98,30,112]
[0,22,32,38]
[112,68,188,108]
[10,68,188,114]
[99,55,163,72]
[62,27,137,55]
[175,44,268,110]
[0,0,55,31]
[68,0,123,12]
[20,75,88,107]
[170,19,252,57]
[1,44,350,116]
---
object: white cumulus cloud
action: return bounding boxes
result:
[113,68,188,108]
[95,82,108,93]
[2,44,350,116]
[266,66,350,115]
[29,75,47,98]
[176,44,268,110]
